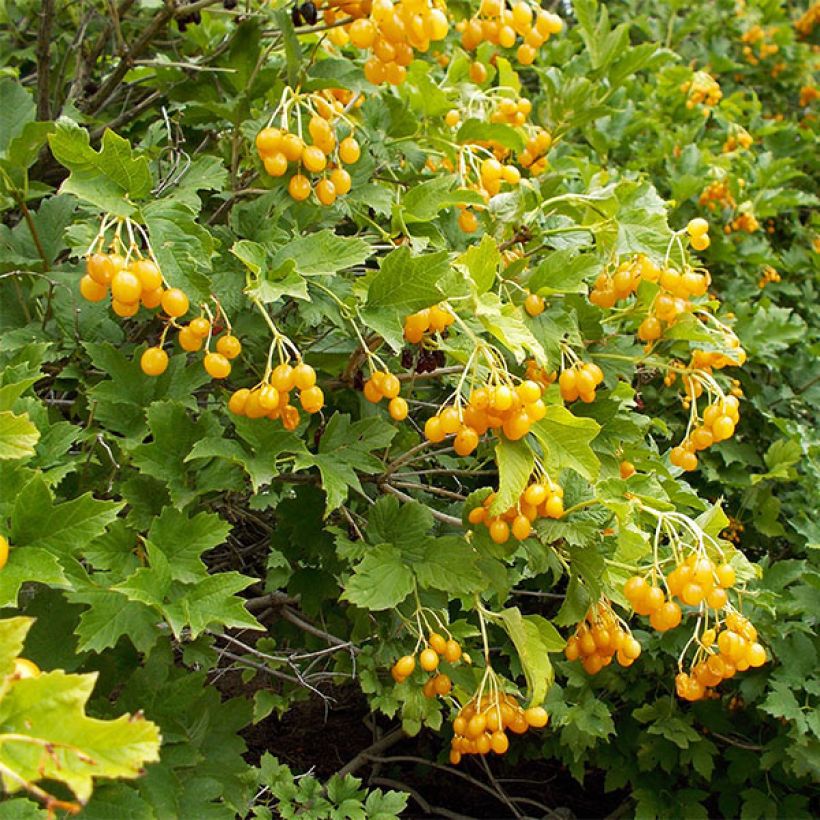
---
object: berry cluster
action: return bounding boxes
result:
[330,0,450,86]
[727,210,760,234]
[741,24,780,65]
[676,612,766,702]
[403,304,455,343]
[564,599,643,674]
[449,694,548,764]
[517,127,552,174]
[686,216,711,251]
[424,378,546,451]
[681,71,722,111]
[255,89,360,205]
[669,395,740,472]
[795,2,820,37]
[489,95,532,125]
[228,361,323,429]
[523,358,556,388]
[391,632,463,684]
[81,250,186,320]
[758,264,781,288]
[363,369,408,420]
[557,360,604,404]
[589,253,661,309]
[699,179,736,211]
[722,127,753,153]
[456,0,563,66]
[468,477,564,544]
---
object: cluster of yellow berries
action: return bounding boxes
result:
[589,253,661,309]
[449,693,548,764]
[81,250,188,320]
[403,303,455,343]
[468,478,564,544]
[255,93,360,205]
[141,319,242,380]
[557,360,604,404]
[424,378,547,451]
[727,211,760,234]
[363,369,408,420]
[391,632,463,684]
[676,612,766,702]
[227,361,323,430]
[722,128,753,152]
[518,127,552,174]
[741,24,780,64]
[638,272,712,343]
[686,216,711,251]
[489,95,533,126]
[456,0,563,66]
[330,0,450,86]
[669,395,741,472]
[681,71,722,111]
[795,2,820,37]
[758,265,781,288]
[564,599,643,675]
[799,84,819,107]
[699,179,736,211]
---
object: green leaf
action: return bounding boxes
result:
[162,572,261,639]
[531,406,601,481]
[0,410,39,460]
[10,475,123,557]
[342,545,415,611]
[0,80,35,153]
[413,536,486,596]
[0,616,32,676]
[0,665,161,803]
[141,200,214,299]
[147,508,232,583]
[476,293,546,364]
[270,230,371,276]
[294,414,397,514]
[0,547,68,608]
[496,607,555,706]
[455,234,500,294]
[456,119,525,152]
[527,250,598,295]
[400,175,484,223]
[489,438,534,516]
[364,246,450,313]
[48,119,152,217]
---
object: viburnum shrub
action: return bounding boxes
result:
[0,0,817,817]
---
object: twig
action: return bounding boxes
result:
[391,481,467,502]
[245,591,299,611]
[380,484,463,528]
[281,606,360,652]
[335,727,405,778]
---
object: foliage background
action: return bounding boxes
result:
[0,0,817,817]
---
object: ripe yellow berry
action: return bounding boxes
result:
[111,270,142,304]
[161,288,189,318]
[80,274,108,302]
[216,334,242,360]
[687,217,709,237]
[140,346,169,376]
[288,174,311,202]
[388,396,408,421]
[204,352,231,379]
[339,136,361,165]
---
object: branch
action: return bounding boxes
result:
[380,483,463,528]
[35,0,55,120]
[335,727,405,778]
[281,605,360,653]
[82,0,223,115]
